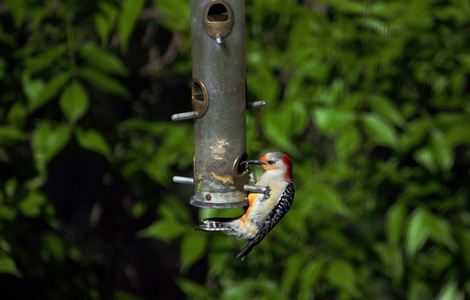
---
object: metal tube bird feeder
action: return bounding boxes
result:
[172,0,253,208]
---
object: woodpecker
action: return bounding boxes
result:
[197,152,294,261]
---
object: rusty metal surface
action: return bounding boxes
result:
[190,0,248,208]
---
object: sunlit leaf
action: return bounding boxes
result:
[414,147,437,173]
[436,281,464,300]
[427,214,457,251]
[76,128,111,158]
[32,122,71,173]
[326,260,359,296]
[26,73,70,111]
[406,208,430,256]
[309,181,350,216]
[430,129,454,172]
[78,67,129,97]
[42,232,65,261]
[177,279,211,299]
[248,65,280,103]
[298,260,324,300]
[385,202,407,245]
[281,255,304,296]
[362,113,398,147]
[0,126,27,145]
[118,0,144,52]
[79,43,128,76]
[4,0,27,27]
[24,44,66,76]
[368,95,406,126]
[19,191,46,217]
[0,254,20,276]
[153,0,190,32]
[95,2,118,45]
[60,81,89,123]
[336,126,360,159]
[314,108,355,134]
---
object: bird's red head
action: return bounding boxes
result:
[258,152,293,180]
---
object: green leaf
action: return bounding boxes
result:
[32,122,71,173]
[118,0,144,52]
[262,103,303,154]
[406,208,430,257]
[385,202,407,245]
[114,290,145,300]
[19,191,46,217]
[42,232,65,261]
[60,81,89,123]
[436,281,464,300]
[326,260,359,296]
[399,119,430,152]
[95,2,118,45]
[180,231,207,273]
[78,43,128,76]
[177,279,211,299]
[137,220,187,241]
[309,181,350,216]
[24,44,67,75]
[26,73,70,112]
[281,255,304,296]
[153,0,190,32]
[414,147,437,173]
[313,108,355,134]
[298,260,324,300]
[362,113,398,147]
[7,102,28,125]
[158,197,191,223]
[427,214,457,251]
[0,254,20,276]
[368,95,406,126]
[336,126,360,159]
[78,67,128,97]
[23,78,45,104]
[248,65,279,103]
[374,243,404,283]
[0,126,27,145]
[76,129,111,158]
[0,206,16,221]
[431,129,454,172]
[446,123,470,146]
[4,0,27,27]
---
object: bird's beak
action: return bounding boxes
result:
[241,160,264,166]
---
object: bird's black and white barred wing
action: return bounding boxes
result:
[236,182,295,260]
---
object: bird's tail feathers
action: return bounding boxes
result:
[236,240,257,261]
[196,217,238,232]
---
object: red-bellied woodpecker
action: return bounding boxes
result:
[197,152,294,261]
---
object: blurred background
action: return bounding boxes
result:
[0,0,469,299]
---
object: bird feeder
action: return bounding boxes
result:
[172,0,266,208]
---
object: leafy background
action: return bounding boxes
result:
[0,0,469,299]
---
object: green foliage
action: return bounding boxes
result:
[0,0,469,299]
[60,81,89,124]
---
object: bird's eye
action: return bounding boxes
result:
[267,160,275,165]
